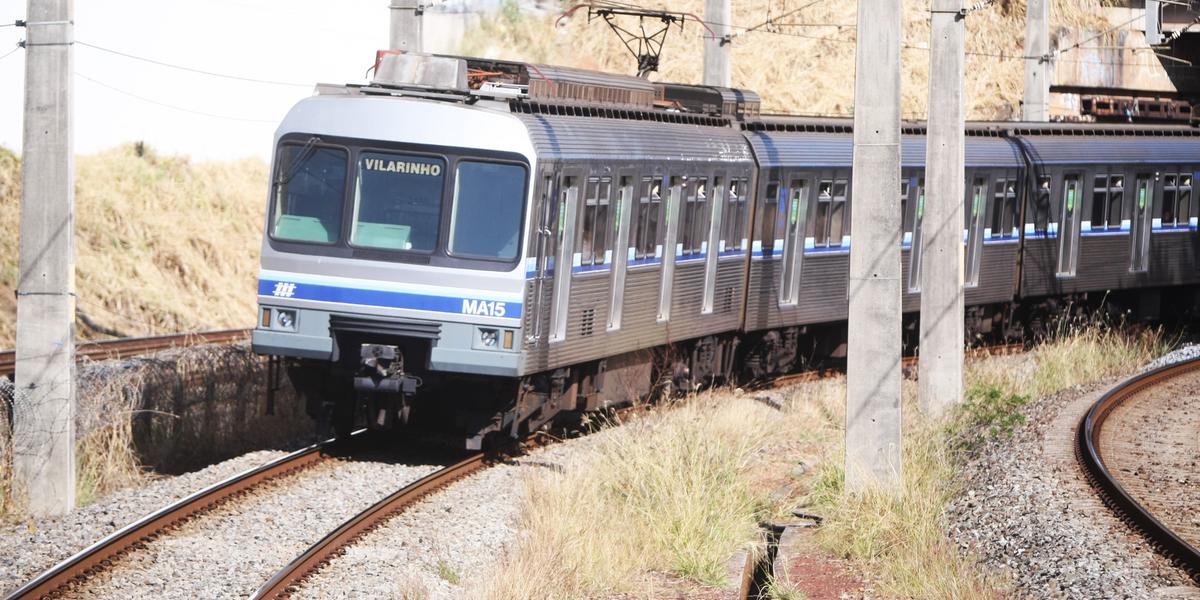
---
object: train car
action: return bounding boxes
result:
[253,51,1200,447]
[1012,123,1200,322]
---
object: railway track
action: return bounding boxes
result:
[3,434,354,600]
[251,448,504,599]
[0,328,250,377]
[1077,357,1200,582]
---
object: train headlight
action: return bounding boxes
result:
[479,328,499,348]
[276,309,297,331]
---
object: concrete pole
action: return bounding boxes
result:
[845,0,903,492]
[918,0,966,418]
[389,0,423,53]
[703,0,731,87]
[14,0,76,517]
[1023,0,1050,121]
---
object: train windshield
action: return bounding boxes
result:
[271,143,347,244]
[448,161,526,260]
[351,152,445,252]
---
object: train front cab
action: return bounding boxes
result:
[250,96,536,441]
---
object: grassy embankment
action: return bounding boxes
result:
[479,324,1171,599]
[459,0,1108,120]
[0,145,267,520]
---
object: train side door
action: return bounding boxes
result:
[779,176,809,305]
[907,176,925,293]
[1056,174,1082,277]
[657,175,683,322]
[702,174,725,314]
[549,172,581,343]
[529,170,556,345]
[608,173,635,330]
[965,174,989,287]
[1130,173,1153,273]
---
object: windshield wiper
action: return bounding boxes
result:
[273,136,323,188]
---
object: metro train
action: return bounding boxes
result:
[251,52,1200,447]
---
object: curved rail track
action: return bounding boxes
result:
[3,434,352,600]
[251,446,526,600]
[0,328,250,377]
[1077,357,1200,582]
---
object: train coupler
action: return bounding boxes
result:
[354,344,420,429]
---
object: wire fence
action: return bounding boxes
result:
[0,341,312,518]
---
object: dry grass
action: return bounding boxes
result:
[481,324,1171,599]
[808,323,1171,598]
[476,382,845,599]
[460,0,1110,120]
[0,144,267,348]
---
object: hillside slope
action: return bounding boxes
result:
[460,0,1109,119]
[0,145,266,348]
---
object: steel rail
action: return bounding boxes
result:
[1077,357,1200,582]
[0,328,250,377]
[251,450,495,600]
[4,434,351,600]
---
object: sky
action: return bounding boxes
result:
[0,0,398,160]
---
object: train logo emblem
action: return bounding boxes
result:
[272,282,297,298]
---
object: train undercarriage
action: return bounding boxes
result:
[281,283,1200,449]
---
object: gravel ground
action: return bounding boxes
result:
[63,454,440,599]
[946,378,1196,599]
[1145,343,1200,371]
[0,449,288,596]
[293,433,609,600]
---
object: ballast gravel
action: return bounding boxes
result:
[1145,343,1200,371]
[945,375,1195,599]
[292,435,606,600]
[62,456,441,599]
[0,449,288,597]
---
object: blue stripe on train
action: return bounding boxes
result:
[258,279,523,319]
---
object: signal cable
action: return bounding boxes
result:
[0,44,19,63]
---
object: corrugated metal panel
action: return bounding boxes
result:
[745,132,1024,168]
[1022,136,1200,165]
[517,114,754,163]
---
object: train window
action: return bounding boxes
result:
[814,179,848,247]
[900,179,910,234]
[350,152,445,252]
[760,182,780,251]
[272,145,347,244]
[1034,175,1051,233]
[684,178,709,255]
[1090,174,1124,231]
[635,177,661,259]
[723,179,748,251]
[579,177,612,266]
[991,178,1019,237]
[1162,173,1193,227]
[447,161,525,261]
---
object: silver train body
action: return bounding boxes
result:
[253,55,1200,445]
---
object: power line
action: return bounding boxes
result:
[76,40,311,88]
[0,44,19,63]
[75,72,277,123]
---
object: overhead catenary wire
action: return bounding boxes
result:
[75,72,277,123]
[76,40,312,88]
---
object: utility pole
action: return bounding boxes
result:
[1023,0,1050,121]
[389,0,423,53]
[846,0,902,492]
[918,0,966,418]
[14,0,76,517]
[703,0,731,87]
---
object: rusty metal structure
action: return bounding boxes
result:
[0,328,250,378]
